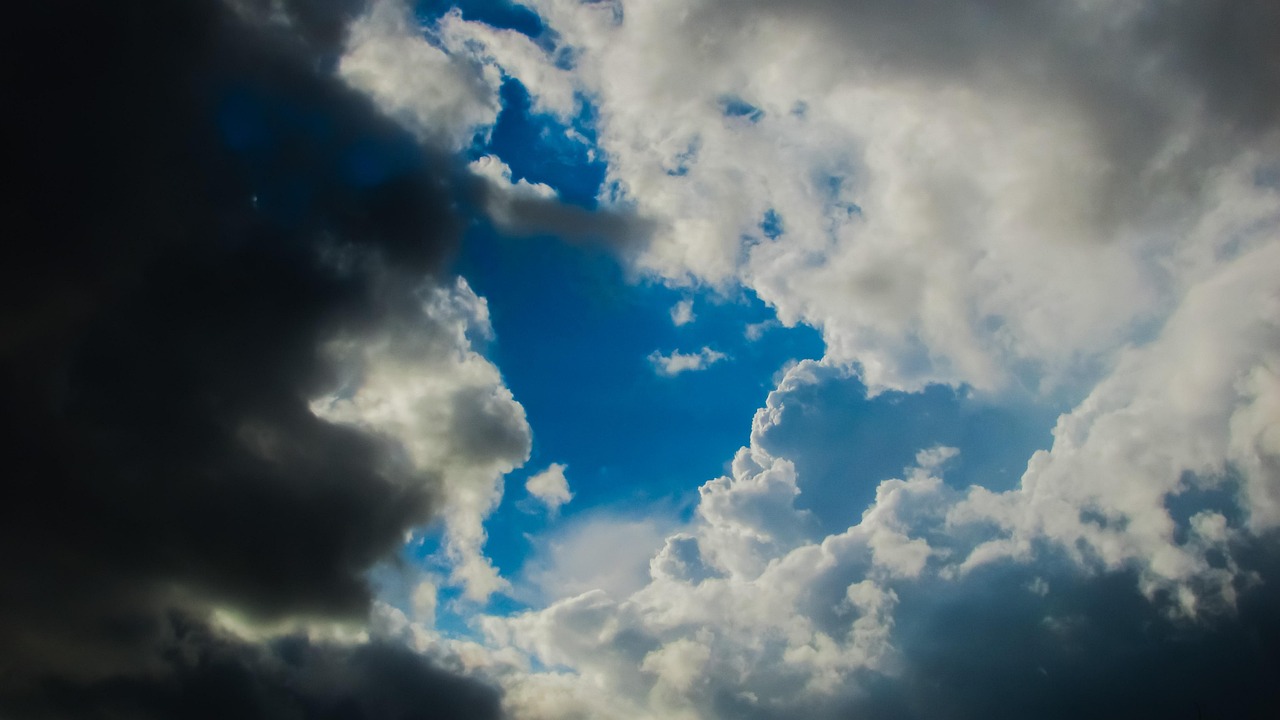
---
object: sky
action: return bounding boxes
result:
[3,1,1279,719]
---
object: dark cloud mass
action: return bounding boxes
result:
[1,1,499,717]
[850,547,1280,720]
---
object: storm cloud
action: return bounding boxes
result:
[2,0,514,716]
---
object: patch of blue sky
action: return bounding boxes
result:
[414,0,544,39]
[720,95,765,124]
[760,208,785,239]
[401,9,1053,627]
[664,137,701,177]
[402,65,825,618]
[755,370,1062,535]
[478,78,606,208]
[455,217,826,586]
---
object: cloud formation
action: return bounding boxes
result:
[2,0,518,715]
[465,362,1280,720]
[649,347,728,377]
[525,462,574,514]
[496,0,1280,394]
[350,3,1280,716]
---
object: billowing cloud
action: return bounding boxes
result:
[501,0,1280,394]
[470,361,1279,719]
[339,0,502,149]
[649,347,728,376]
[326,0,1280,716]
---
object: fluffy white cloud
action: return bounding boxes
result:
[339,0,501,150]
[525,463,574,515]
[512,0,1280,395]
[311,276,531,602]
[949,239,1280,613]
[648,347,727,376]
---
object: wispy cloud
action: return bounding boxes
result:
[648,346,728,376]
[670,298,696,326]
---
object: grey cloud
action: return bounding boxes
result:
[689,0,1280,224]
[2,619,501,720]
[1,0,508,715]
[464,173,655,255]
[842,546,1280,720]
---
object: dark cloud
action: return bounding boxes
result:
[841,544,1280,720]
[2,1,501,716]
[2,618,501,720]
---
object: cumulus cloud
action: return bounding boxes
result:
[312,275,531,602]
[649,346,728,376]
[471,361,1280,720]
[525,462,574,514]
[511,0,1280,394]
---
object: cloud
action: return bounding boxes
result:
[670,299,696,326]
[1,622,504,720]
[413,580,440,626]
[32,2,1274,720]
[0,0,521,715]
[525,462,574,514]
[311,275,531,603]
[474,361,1280,719]
[289,0,1280,717]
[649,347,728,376]
[947,238,1280,612]
[513,0,1280,393]
[339,0,502,149]
[744,319,778,341]
[519,512,674,603]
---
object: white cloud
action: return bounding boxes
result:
[433,8,580,122]
[670,299,695,326]
[525,463,574,515]
[475,334,1278,717]
[648,347,727,376]
[744,319,777,341]
[520,512,674,603]
[339,0,501,150]
[514,0,1280,395]
[948,238,1280,613]
[311,276,531,602]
